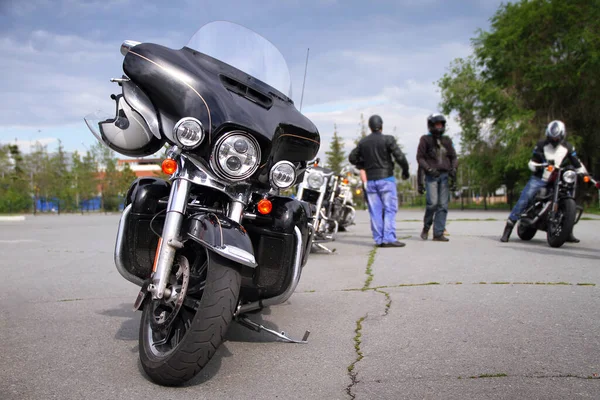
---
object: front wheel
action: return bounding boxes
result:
[546,198,576,248]
[517,222,537,241]
[139,253,241,386]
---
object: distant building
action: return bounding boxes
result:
[117,157,162,178]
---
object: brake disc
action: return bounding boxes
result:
[150,255,190,330]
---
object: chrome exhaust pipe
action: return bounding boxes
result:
[114,204,144,287]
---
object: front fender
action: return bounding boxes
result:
[184,213,257,268]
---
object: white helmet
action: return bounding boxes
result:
[545,120,566,145]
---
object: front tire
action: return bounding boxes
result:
[547,198,576,248]
[139,255,241,386]
[517,222,537,241]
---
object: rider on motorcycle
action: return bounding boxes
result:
[500,120,589,243]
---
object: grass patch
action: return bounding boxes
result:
[491,281,510,285]
[577,283,596,286]
[479,282,487,284]
[470,373,508,379]
[374,288,392,315]
[362,247,378,291]
[303,290,316,293]
[347,316,365,374]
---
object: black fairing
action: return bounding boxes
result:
[122,43,320,185]
[125,177,171,213]
[184,213,254,258]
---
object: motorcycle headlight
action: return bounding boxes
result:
[307,172,324,189]
[173,117,204,149]
[211,132,261,181]
[562,170,577,184]
[270,161,296,189]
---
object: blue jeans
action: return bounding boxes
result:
[508,176,546,222]
[424,173,449,237]
[366,179,398,245]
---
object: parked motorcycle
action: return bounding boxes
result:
[334,165,359,232]
[84,21,320,386]
[517,161,598,247]
[296,159,338,252]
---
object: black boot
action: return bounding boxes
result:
[567,232,580,243]
[500,220,515,243]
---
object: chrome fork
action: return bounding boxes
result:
[148,177,191,300]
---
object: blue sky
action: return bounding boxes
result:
[0,0,506,170]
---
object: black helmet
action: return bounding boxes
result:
[427,113,446,135]
[368,115,383,132]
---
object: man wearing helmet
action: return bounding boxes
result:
[349,114,410,248]
[417,113,458,242]
[500,120,588,242]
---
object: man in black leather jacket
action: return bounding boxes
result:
[417,113,458,242]
[349,115,410,247]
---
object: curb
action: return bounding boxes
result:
[0,216,26,222]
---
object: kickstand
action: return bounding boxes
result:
[236,316,310,344]
[314,243,336,253]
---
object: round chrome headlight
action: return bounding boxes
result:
[270,161,296,189]
[173,117,204,149]
[562,170,577,184]
[307,172,324,189]
[211,132,261,181]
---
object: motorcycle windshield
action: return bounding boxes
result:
[186,21,292,98]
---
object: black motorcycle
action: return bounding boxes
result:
[296,159,339,253]
[517,162,596,247]
[85,21,319,386]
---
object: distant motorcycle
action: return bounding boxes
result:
[296,159,338,253]
[517,161,598,247]
[334,165,360,232]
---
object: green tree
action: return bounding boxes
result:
[325,124,345,174]
[439,0,600,207]
[354,113,368,145]
[474,0,600,163]
[71,150,98,212]
[48,141,72,213]
[0,144,31,213]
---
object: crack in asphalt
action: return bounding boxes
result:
[346,246,394,399]
[373,373,600,382]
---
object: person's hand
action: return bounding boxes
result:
[402,170,410,180]
[450,182,457,192]
[427,168,440,178]
[449,168,457,179]
[418,186,425,195]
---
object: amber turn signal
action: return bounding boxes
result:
[162,158,177,175]
[343,178,349,184]
[583,175,590,183]
[547,165,554,172]
[257,199,272,215]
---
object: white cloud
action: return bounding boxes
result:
[1,137,58,152]
[305,81,462,174]
[0,31,121,129]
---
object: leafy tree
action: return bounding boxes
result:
[71,150,98,212]
[438,0,600,207]
[0,145,31,213]
[354,113,368,145]
[325,124,345,174]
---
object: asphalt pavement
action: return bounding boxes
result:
[1,210,599,399]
